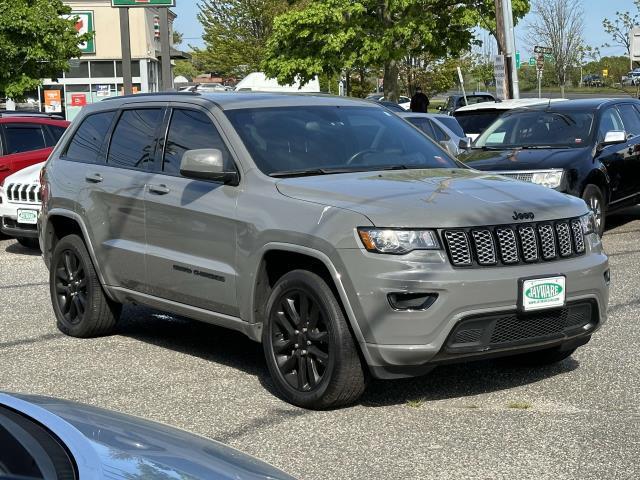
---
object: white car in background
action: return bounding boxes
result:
[0,161,44,249]
[453,98,568,141]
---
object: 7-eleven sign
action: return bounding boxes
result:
[63,11,95,54]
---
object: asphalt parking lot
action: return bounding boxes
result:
[1,211,639,480]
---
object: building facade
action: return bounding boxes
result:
[42,0,179,120]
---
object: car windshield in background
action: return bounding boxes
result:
[454,111,503,135]
[225,106,457,176]
[436,116,465,137]
[474,110,595,149]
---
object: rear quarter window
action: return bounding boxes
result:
[65,111,116,163]
[3,124,46,154]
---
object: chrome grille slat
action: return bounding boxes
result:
[495,227,519,264]
[444,231,472,266]
[444,217,585,267]
[471,230,497,265]
[5,182,41,204]
[570,219,585,253]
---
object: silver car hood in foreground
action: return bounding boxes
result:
[276,168,588,228]
[1,392,295,480]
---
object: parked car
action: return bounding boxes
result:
[397,112,471,156]
[0,113,69,184]
[622,70,640,86]
[365,94,411,110]
[40,92,608,409]
[582,74,604,87]
[458,98,640,235]
[453,98,566,141]
[439,92,496,115]
[0,161,44,249]
[0,392,295,479]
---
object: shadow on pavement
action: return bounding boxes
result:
[117,305,582,408]
[5,241,41,256]
[605,205,640,232]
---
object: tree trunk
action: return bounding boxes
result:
[384,60,399,102]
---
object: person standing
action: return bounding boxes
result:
[410,86,429,113]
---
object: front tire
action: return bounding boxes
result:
[263,270,366,409]
[50,234,121,337]
[582,184,605,236]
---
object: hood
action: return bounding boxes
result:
[2,393,295,480]
[459,147,590,171]
[276,168,588,228]
[4,161,45,184]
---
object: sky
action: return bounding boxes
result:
[173,0,636,57]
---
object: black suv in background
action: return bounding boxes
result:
[459,98,640,235]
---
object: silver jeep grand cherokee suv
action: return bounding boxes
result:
[40,93,609,409]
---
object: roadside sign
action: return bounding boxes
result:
[63,11,95,54]
[111,0,175,6]
[96,85,111,97]
[70,94,87,107]
[529,57,536,66]
[494,55,507,101]
[44,90,62,113]
[602,69,608,77]
[515,51,521,69]
[534,45,552,54]
[536,53,545,70]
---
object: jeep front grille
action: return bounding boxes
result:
[443,218,586,267]
[6,183,41,204]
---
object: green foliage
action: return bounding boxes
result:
[400,55,459,97]
[583,56,632,84]
[602,9,638,57]
[263,0,530,100]
[0,0,90,99]
[173,60,200,81]
[172,30,183,45]
[466,0,530,45]
[195,0,288,77]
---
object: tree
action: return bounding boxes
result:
[527,0,584,98]
[466,0,530,53]
[195,0,288,78]
[173,60,199,81]
[602,10,638,70]
[0,0,90,99]
[172,30,183,45]
[264,0,515,101]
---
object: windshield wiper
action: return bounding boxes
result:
[471,145,504,150]
[520,145,570,149]
[269,167,371,178]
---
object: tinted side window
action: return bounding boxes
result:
[598,108,625,141]
[48,126,67,144]
[65,111,115,163]
[163,109,232,176]
[3,125,46,154]
[108,109,162,170]
[407,117,436,139]
[429,121,450,142]
[616,104,640,136]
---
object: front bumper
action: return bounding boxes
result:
[337,234,609,378]
[1,216,39,238]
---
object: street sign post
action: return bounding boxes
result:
[516,51,520,69]
[494,55,507,101]
[536,54,545,99]
[112,0,175,6]
[529,57,536,66]
[534,45,553,55]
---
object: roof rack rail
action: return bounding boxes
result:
[101,91,201,101]
[0,111,64,119]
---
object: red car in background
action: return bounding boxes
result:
[0,113,70,184]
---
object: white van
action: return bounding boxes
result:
[234,72,320,93]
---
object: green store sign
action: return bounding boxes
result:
[112,0,175,6]
[64,11,95,54]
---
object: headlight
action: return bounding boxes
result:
[357,228,440,254]
[531,170,564,189]
[579,212,596,235]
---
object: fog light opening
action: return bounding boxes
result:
[604,269,610,286]
[388,292,438,311]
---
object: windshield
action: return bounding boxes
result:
[474,110,594,149]
[454,111,503,135]
[225,106,457,176]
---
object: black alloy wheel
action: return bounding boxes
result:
[270,289,330,392]
[50,234,120,337]
[263,270,366,409]
[54,249,88,325]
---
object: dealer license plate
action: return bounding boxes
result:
[17,209,38,225]
[520,276,566,312]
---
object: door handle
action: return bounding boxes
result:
[148,183,171,195]
[85,173,103,183]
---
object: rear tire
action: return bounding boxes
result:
[582,184,605,236]
[50,234,121,337]
[263,270,366,409]
[17,237,40,250]
[508,346,576,366]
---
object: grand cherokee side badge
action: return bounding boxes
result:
[513,211,535,220]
